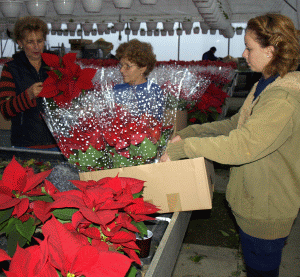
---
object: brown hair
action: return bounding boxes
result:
[13,16,48,42]
[246,13,300,77]
[116,39,156,77]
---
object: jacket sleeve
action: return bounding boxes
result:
[167,91,294,165]
[0,64,37,120]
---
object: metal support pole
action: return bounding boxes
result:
[228,38,230,56]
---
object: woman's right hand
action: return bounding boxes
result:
[169,135,182,144]
[27,82,43,100]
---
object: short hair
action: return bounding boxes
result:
[116,39,157,77]
[210,47,216,52]
[246,13,300,77]
[13,16,48,42]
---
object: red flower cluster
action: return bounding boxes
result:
[39,53,97,107]
[58,106,163,169]
[0,157,160,276]
[188,83,229,124]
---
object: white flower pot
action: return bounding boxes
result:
[176,29,182,35]
[168,29,174,36]
[81,0,102,12]
[51,30,56,35]
[77,30,82,36]
[96,23,107,32]
[210,29,216,35]
[182,21,193,31]
[110,26,116,33]
[57,30,63,36]
[82,23,93,32]
[84,30,90,36]
[154,29,159,36]
[104,29,110,34]
[51,22,62,31]
[147,30,152,36]
[132,30,138,35]
[63,30,68,36]
[193,27,200,34]
[124,28,130,35]
[112,0,133,9]
[114,22,125,31]
[0,0,22,17]
[185,29,192,35]
[146,21,157,31]
[97,30,103,35]
[200,21,209,33]
[25,0,49,17]
[53,0,75,15]
[67,22,77,32]
[160,29,167,36]
[194,0,215,8]
[0,23,6,33]
[236,28,243,35]
[139,0,157,4]
[140,30,146,36]
[129,21,140,31]
[69,30,75,36]
[162,22,174,31]
[6,23,14,32]
[91,29,97,35]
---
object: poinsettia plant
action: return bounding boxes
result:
[39,53,97,108]
[0,157,159,276]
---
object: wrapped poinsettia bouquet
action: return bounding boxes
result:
[0,156,159,276]
[38,53,203,172]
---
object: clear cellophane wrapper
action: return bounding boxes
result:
[42,63,212,172]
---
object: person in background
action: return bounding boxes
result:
[202,46,218,61]
[93,38,117,59]
[0,16,58,151]
[160,13,300,277]
[113,39,164,120]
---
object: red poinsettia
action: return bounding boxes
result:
[42,216,132,277]
[0,156,52,220]
[39,53,97,107]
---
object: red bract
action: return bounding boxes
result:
[42,217,132,277]
[39,53,97,108]
[4,240,57,277]
[0,156,52,219]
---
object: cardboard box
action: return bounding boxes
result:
[79,157,215,213]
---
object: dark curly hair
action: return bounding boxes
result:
[246,13,300,77]
[13,16,48,42]
[116,39,157,77]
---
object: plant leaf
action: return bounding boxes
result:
[131,221,148,238]
[138,137,157,160]
[15,217,36,242]
[0,207,14,225]
[126,265,137,277]
[7,228,28,257]
[52,208,79,221]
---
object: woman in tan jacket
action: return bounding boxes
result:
[160,14,300,277]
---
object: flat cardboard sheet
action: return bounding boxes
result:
[79,157,215,213]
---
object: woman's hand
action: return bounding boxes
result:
[169,135,182,144]
[27,82,43,100]
[159,152,171,162]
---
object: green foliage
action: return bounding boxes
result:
[126,265,137,277]
[52,208,79,221]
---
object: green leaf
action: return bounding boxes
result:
[129,144,139,157]
[7,228,28,257]
[138,137,157,160]
[0,207,14,225]
[132,190,143,199]
[112,152,134,168]
[68,153,78,165]
[5,217,20,235]
[131,221,148,238]
[28,195,54,202]
[219,230,230,237]
[16,217,36,242]
[126,265,137,277]
[52,208,79,221]
[189,254,207,263]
